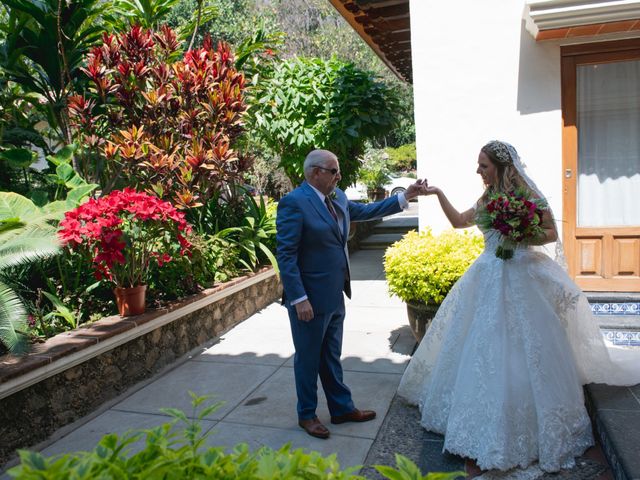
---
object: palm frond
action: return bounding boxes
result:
[0,192,66,244]
[0,233,61,270]
[0,280,28,354]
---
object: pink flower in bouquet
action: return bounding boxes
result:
[58,188,192,287]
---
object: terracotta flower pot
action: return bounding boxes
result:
[367,187,386,202]
[113,285,147,317]
[406,300,439,342]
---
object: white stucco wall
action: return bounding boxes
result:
[410,0,563,235]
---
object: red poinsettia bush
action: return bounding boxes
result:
[58,189,192,288]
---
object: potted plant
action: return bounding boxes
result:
[357,149,392,202]
[384,229,483,340]
[58,189,192,316]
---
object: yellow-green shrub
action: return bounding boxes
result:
[384,229,484,305]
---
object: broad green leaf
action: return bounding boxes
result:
[56,163,75,183]
[0,192,40,222]
[30,189,50,207]
[50,164,89,196]
[41,200,70,216]
[0,148,36,168]
[66,184,97,206]
[47,144,76,166]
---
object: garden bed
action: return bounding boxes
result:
[0,267,281,466]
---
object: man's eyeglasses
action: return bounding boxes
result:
[313,165,340,176]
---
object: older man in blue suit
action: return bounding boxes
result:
[276,149,428,439]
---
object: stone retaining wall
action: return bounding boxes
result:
[0,268,281,466]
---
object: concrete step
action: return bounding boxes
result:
[359,233,406,250]
[373,225,417,235]
[590,298,640,334]
[600,328,640,347]
[586,292,640,303]
[595,313,640,348]
[595,314,640,329]
[374,216,418,235]
[585,384,640,480]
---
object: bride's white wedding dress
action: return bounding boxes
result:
[397,228,640,473]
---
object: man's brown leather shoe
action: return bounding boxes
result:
[298,417,330,439]
[330,408,376,424]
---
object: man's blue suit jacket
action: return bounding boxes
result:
[276,181,402,315]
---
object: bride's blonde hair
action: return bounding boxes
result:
[478,141,532,208]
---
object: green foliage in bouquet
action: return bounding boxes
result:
[384,229,483,305]
[476,187,548,260]
[8,392,465,480]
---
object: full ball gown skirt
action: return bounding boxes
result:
[397,230,640,472]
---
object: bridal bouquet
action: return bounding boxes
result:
[477,188,547,260]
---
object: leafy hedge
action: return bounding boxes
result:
[384,229,483,305]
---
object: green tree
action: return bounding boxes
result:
[257,0,415,149]
[251,57,399,187]
[382,83,415,147]
[166,0,260,47]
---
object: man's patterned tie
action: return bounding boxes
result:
[325,196,338,222]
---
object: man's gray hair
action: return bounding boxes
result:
[303,150,336,179]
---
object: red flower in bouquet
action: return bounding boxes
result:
[477,188,547,259]
[58,188,192,287]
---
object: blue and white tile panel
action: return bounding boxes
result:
[590,302,640,316]
[601,329,640,347]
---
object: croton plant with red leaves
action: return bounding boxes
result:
[58,188,192,288]
[68,25,251,209]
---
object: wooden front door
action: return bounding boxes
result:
[561,39,640,292]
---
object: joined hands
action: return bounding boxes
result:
[405,178,432,200]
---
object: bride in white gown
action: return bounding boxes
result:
[397,140,640,474]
